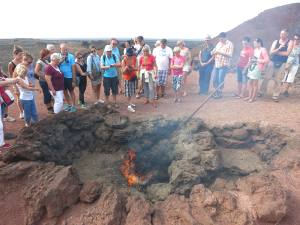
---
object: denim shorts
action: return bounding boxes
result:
[237,67,248,84]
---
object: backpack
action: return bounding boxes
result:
[0,86,14,106]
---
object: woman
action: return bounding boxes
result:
[177,40,192,96]
[44,53,65,113]
[235,37,254,98]
[139,46,157,107]
[170,47,185,103]
[0,77,19,152]
[198,35,214,95]
[74,51,88,108]
[281,34,300,96]
[35,48,53,113]
[4,45,24,122]
[87,46,103,104]
[16,65,40,127]
[244,38,269,102]
[13,52,35,119]
[122,48,138,112]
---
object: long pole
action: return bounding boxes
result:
[182,81,225,125]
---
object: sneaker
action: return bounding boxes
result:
[25,123,29,127]
[63,104,71,111]
[282,91,289,97]
[3,115,16,122]
[154,95,159,100]
[272,97,279,102]
[80,104,88,109]
[130,103,136,108]
[98,99,105,104]
[177,98,182,103]
[69,106,77,113]
[257,92,263,97]
[0,143,12,150]
[127,105,136,113]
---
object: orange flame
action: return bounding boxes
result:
[120,149,154,186]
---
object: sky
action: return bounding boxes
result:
[0,0,298,39]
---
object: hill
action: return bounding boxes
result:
[226,3,300,61]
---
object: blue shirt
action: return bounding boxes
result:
[59,53,75,78]
[112,47,121,59]
[100,54,119,78]
[87,53,101,73]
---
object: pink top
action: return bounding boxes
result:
[238,46,254,68]
[171,55,185,76]
[255,47,269,71]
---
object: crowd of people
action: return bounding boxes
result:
[0,30,299,151]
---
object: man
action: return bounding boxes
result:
[235,37,254,98]
[259,29,293,102]
[100,45,121,107]
[59,43,76,112]
[153,39,173,99]
[110,38,122,93]
[211,32,234,98]
[135,36,151,60]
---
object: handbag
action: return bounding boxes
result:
[0,87,14,106]
[90,56,101,80]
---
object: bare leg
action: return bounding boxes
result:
[64,90,71,105]
[70,90,76,106]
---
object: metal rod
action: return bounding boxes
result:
[182,81,225,125]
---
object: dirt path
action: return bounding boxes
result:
[4,71,300,136]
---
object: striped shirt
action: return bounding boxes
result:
[213,40,234,68]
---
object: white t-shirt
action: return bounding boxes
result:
[153,46,173,70]
[17,77,34,100]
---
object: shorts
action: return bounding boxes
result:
[157,70,168,86]
[237,67,248,84]
[103,77,119,96]
[183,65,191,74]
[90,75,102,86]
[64,78,74,91]
[124,80,136,97]
[172,75,183,91]
[282,64,299,83]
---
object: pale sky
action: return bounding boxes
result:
[0,0,298,39]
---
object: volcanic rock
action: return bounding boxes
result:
[79,181,102,203]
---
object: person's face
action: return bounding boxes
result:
[242,40,249,47]
[175,51,180,56]
[280,31,288,40]
[77,54,83,61]
[160,43,166,49]
[219,37,226,43]
[253,41,260,48]
[111,40,118,48]
[23,57,33,67]
[15,52,24,61]
[91,47,96,54]
[125,42,130,48]
[60,46,68,55]
[106,50,112,57]
[143,50,149,56]
[97,49,102,56]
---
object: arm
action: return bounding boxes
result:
[0,78,18,87]
[7,62,14,78]
[217,42,233,57]
[17,79,40,91]
[258,48,270,64]
[269,40,292,56]
[34,63,44,80]
[74,63,86,76]
[45,74,56,95]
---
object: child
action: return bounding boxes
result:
[170,47,185,102]
[122,48,138,112]
[15,64,40,127]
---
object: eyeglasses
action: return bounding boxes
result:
[77,56,83,59]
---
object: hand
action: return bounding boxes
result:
[52,89,56,96]
[72,80,76,88]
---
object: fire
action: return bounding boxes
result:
[120,149,154,186]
